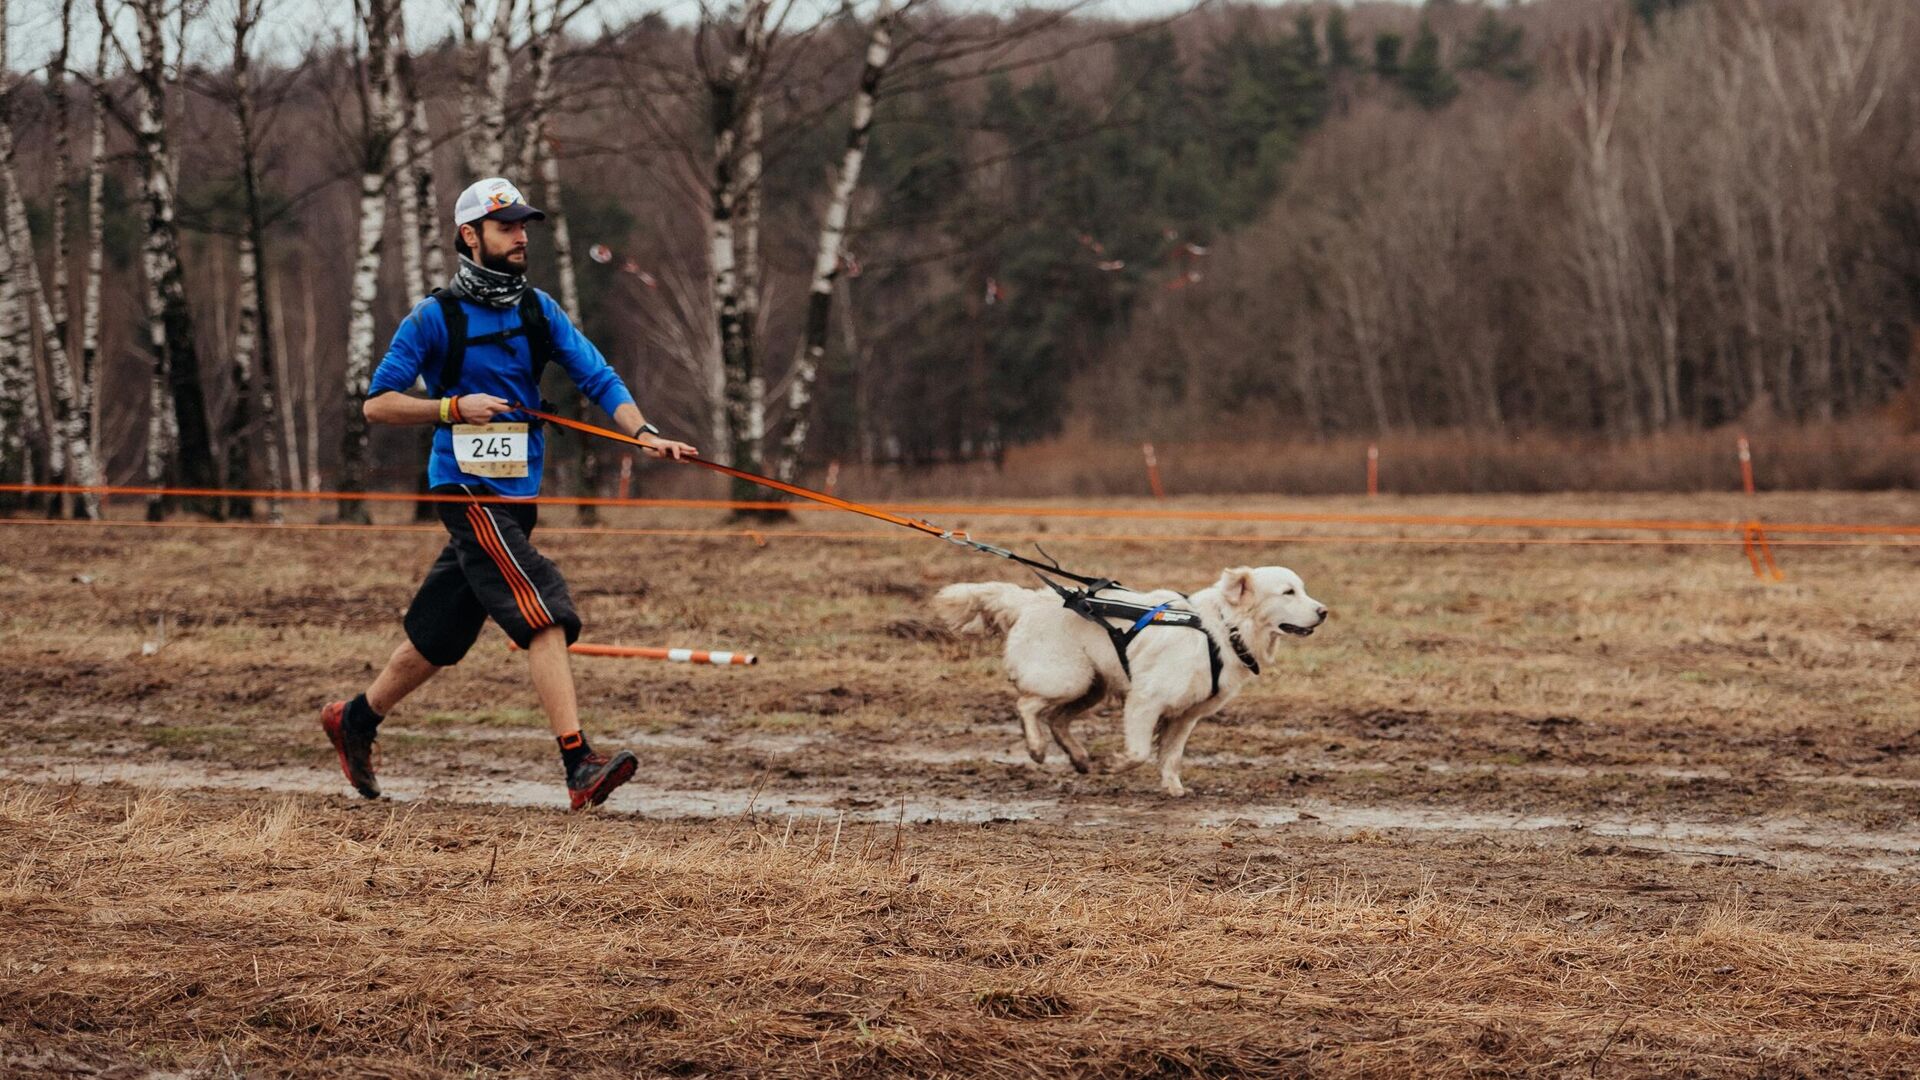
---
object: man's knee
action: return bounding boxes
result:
[394,639,440,670]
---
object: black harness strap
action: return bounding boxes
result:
[1041,577,1255,699]
[427,290,558,425]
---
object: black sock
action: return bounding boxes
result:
[344,694,384,740]
[558,731,591,772]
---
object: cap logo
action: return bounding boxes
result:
[484,188,522,212]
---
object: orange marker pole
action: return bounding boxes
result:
[824,460,841,496]
[510,642,759,665]
[616,457,633,501]
[1367,444,1380,498]
[1143,443,1165,500]
[1737,435,1755,496]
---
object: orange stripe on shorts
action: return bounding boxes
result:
[468,504,548,630]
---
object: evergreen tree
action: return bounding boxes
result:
[1459,10,1530,84]
[1397,20,1458,109]
[1195,16,1323,223]
[1326,8,1358,70]
[1633,0,1694,25]
[1374,33,1404,78]
[1291,12,1321,71]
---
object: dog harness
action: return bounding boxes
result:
[1041,578,1260,699]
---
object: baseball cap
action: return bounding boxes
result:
[453,177,546,227]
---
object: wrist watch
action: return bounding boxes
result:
[637,422,662,440]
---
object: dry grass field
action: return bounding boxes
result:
[2,490,1918,1077]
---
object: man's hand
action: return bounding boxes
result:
[639,433,699,462]
[455,394,514,424]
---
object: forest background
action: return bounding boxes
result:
[2,0,1918,518]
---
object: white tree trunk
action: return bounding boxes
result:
[0,127,101,515]
[459,0,483,180]
[0,162,23,479]
[394,122,425,298]
[475,0,517,178]
[49,0,75,360]
[0,0,45,485]
[134,0,215,516]
[339,0,400,521]
[708,0,772,491]
[391,4,432,297]
[520,1,578,316]
[81,0,108,481]
[412,98,445,285]
[776,0,894,482]
[267,267,299,491]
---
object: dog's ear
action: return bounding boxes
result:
[1220,566,1255,606]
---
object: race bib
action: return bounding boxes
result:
[452,422,529,478]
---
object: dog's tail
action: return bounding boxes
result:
[933,581,1042,636]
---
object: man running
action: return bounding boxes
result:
[321,176,696,810]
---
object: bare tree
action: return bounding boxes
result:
[0,4,100,516]
[0,0,31,487]
[131,0,218,518]
[49,0,76,359]
[775,0,897,482]
[225,0,288,519]
[520,0,586,318]
[80,0,111,483]
[462,0,520,180]
[339,0,402,523]
[700,0,774,499]
[391,4,429,299]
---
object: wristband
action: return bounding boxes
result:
[439,397,451,424]
[450,395,465,423]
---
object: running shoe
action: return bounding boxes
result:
[567,749,638,811]
[320,700,380,799]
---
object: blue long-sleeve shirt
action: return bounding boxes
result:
[368,289,636,498]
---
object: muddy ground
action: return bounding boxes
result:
[2,491,1917,1075]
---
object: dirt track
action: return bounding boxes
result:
[3,492,1918,1075]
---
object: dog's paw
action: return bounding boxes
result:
[1159,776,1188,797]
[1104,754,1149,775]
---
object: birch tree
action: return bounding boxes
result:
[0,0,29,485]
[339,0,401,523]
[132,0,218,518]
[518,0,600,516]
[81,0,110,477]
[49,0,76,359]
[701,0,774,500]
[519,0,584,318]
[461,0,519,181]
[391,4,429,299]
[226,0,287,519]
[0,7,100,516]
[775,0,896,481]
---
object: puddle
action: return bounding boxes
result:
[5,756,1916,873]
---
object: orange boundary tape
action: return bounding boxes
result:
[6,481,1920,538]
[2,515,1917,548]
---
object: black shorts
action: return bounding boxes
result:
[403,484,582,666]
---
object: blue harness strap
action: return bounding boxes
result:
[1044,582,1225,697]
[1128,602,1174,635]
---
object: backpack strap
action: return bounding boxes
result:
[426,289,557,427]
[427,289,468,399]
[516,290,557,387]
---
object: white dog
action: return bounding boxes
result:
[934,566,1327,796]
